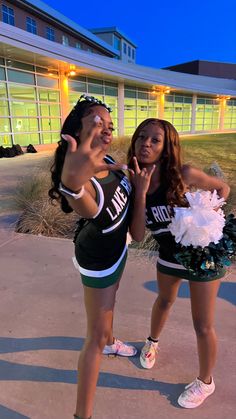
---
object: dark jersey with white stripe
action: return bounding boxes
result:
[74,156,132,271]
[145,185,178,263]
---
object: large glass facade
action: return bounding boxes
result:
[0,58,61,146]
[224,99,236,129]
[0,57,235,145]
[164,94,192,132]
[124,86,158,135]
[68,77,118,135]
[195,97,220,131]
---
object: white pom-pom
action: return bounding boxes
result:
[168,190,225,248]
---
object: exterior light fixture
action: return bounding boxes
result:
[66,64,77,77]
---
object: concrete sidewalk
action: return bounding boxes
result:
[0,153,235,419]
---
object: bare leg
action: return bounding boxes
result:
[150,271,182,339]
[75,281,118,419]
[106,280,120,345]
[189,279,220,383]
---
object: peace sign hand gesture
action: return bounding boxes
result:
[129,157,156,197]
[61,114,126,191]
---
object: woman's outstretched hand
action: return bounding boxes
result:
[60,115,126,191]
[129,157,155,197]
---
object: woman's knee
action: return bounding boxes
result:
[193,320,215,337]
[156,295,176,310]
[87,328,110,351]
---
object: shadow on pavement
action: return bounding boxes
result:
[0,359,183,407]
[0,405,29,419]
[143,280,236,306]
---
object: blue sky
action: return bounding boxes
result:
[44,0,236,69]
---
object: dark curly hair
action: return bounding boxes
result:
[48,98,109,213]
[127,118,187,207]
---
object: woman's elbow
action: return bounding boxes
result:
[129,231,144,242]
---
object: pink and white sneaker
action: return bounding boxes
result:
[103,338,137,357]
[140,338,159,369]
[178,377,215,408]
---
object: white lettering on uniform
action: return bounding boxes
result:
[120,177,132,195]
[145,209,153,225]
[151,206,171,222]
[106,185,128,221]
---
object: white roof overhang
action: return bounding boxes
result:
[1,23,236,98]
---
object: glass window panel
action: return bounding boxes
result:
[87,78,103,85]
[165,95,174,103]
[41,118,60,131]
[69,93,81,107]
[182,118,191,125]
[125,89,136,98]
[51,132,59,142]
[173,118,183,123]
[8,69,35,85]
[124,98,135,106]
[37,75,58,88]
[149,92,158,101]
[0,118,10,132]
[41,133,53,144]
[0,58,4,65]
[124,128,135,135]
[7,61,34,71]
[0,83,7,97]
[35,66,58,76]
[0,68,6,81]
[2,5,15,26]
[137,108,148,118]
[14,133,39,146]
[40,103,60,117]
[137,99,149,106]
[50,119,61,130]
[0,134,11,146]
[0,101,9,117]
[104,86,117,96]
[124,118,136,126]
[72,75,86,82]
[9,84,36,101]
[38,89,59,102]
[88,84,103,94]
[148,110,157,117]
[137,91,148,99]
[105,81,117,88]
[174,96,184,103]
[11,101,37,117]
[197,98,205,104]
[69,81,87,92]
[137,118,147,125]
[183,97,192,104]
[12,118,39,132]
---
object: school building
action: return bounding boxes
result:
[0,0,236,147]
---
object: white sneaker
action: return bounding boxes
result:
[103,338,137,357]
[178,377,215,408]
[140,338,159,369]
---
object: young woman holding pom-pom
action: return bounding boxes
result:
[128,118,230,409]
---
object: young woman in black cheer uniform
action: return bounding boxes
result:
[49,95,136,419]
[128,118,230,409]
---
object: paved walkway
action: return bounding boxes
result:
[0,152,235,419]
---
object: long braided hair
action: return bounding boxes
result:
[127,118,187,207]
